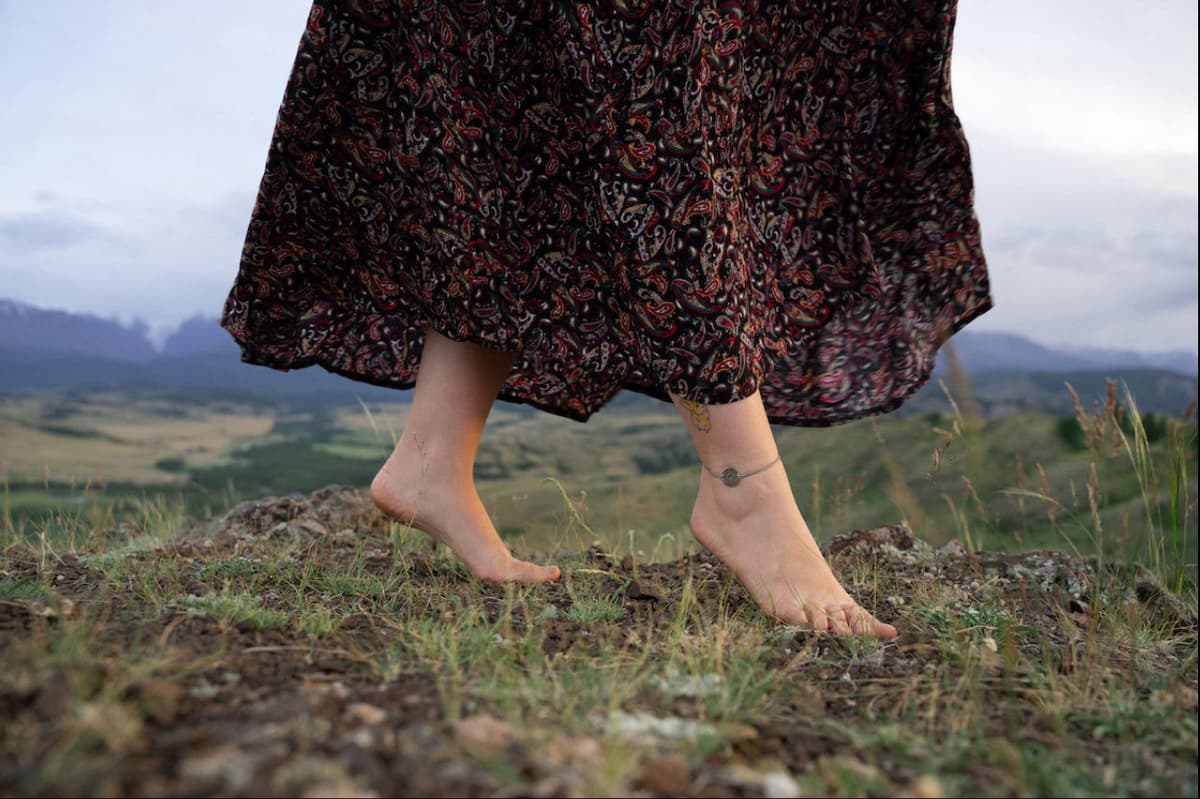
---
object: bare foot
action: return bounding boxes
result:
[689,462,897,638]
[369,437,560,584]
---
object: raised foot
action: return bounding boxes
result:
[689,464,897,639]
[369,452,559,585]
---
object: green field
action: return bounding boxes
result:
[3,382,1196,588]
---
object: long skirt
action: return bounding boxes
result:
[220,0,994,426]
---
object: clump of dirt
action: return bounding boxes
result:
[198,484,390,544]
[1,486,1196,797]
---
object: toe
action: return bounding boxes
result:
[847,604,898,639]
[842,604,871,636]
[511,559,560,583]
[807,607,831,633]
[874,617,899,639]
[826,606,854,637]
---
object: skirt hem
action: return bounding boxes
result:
[223,293,993,429]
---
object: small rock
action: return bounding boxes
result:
[536,604,560,622]
[790,686,827,715]
[626,579,666,601]
[187,679,220,700]
[651,669,722,698]
[76,700,144,753]
[297,519,330,537]
[763,771,802,798]
[454,714,513,758]
[908,774,945,798]
[620,553,635,571]
[936,539,967,557]
[544,734,603,770]
[299,676,351,699]
[135,678,183,723]
[715,763,773,791]
[179,744,259,791]
[349,727,377,749]
[635,753,690,796]
[1135,580,1199,632]
[301,782,379,798]
[345,702,387,726]
[826,522,917,554]
[272,756,361,795]
[600,711,717,741]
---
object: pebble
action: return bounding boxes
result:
[763,771,802,798]
[454,714,514,758]
[626,578,666,601]
[635,752,691,795]
[345,702,387,726]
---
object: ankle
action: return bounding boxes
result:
[699,459,788,510]
[381,435,475,486]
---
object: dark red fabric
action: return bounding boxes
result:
[222,0,993,426]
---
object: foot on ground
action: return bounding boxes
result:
[689,462,898,638]
[369,438,560,584]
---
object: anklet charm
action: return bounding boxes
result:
[706,455,781,487]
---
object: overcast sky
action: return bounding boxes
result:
[0,1,1196,355]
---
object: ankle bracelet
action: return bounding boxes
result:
[703,455,781,487]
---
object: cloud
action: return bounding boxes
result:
[0,192,255,334]
[0,0,1194,358]
[958,127,1198,354]
[953,2,1198,159]
[0,211,110,250]
[972,218,1197,351]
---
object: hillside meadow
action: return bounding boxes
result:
[3,377,1196,588]
[0,374,1196,796]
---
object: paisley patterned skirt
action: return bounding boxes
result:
[221,0,993,426]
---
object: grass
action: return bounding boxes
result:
[0,377,1196,795]
[566,597,627,623]
[0,490,1195,795]
[176,591,289,631]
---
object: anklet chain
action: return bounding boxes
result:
[703,455,781,487]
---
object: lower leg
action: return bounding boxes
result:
[671,391,897,638]
[371,329,559,583]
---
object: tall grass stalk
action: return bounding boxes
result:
[355,396,400,447]
[1107,382,1196,594]
[543,476,596,541]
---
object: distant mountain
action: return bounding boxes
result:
[0,346,404,410]
[1056,345,1198,378]
[0,299,1195,415]
[0,298,155,362]
[901,368,1198,420]
[934,331,1069,374]
[161,314,238,357]
[932,331,1198,377]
